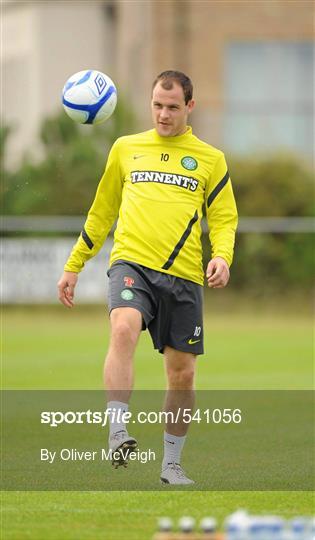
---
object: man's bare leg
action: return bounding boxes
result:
[161,346,196,484]
[104,307,142,398]
[104,307,142,467]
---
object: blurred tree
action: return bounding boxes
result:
[2,98,136,215]
[0,125,12,209]
[230,155,314,217]
[0,125,11,166]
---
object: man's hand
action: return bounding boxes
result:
[57,271,78,308]
[206,257,230,288]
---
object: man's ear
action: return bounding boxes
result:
[187,99,195,114]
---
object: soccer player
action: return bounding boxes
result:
[58,70,238,484]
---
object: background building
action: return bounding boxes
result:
[2,4,313,538]
[2,0,314,169]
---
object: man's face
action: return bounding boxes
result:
[151,81,195,137]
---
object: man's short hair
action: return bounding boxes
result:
[152,70,193,105]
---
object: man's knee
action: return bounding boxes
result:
[165,349,196,389]
[112,321,138,346]
[168,366,195,389]
[110,308,142,347]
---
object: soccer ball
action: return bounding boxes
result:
[62,70,117,125]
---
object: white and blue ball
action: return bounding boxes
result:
[62,70,117,125]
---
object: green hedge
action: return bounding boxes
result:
[222,155,313,292]
[230,155,314,216]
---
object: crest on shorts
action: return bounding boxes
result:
[121,289,134,301]
[124,276,134,287]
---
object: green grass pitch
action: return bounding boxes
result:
[2,298,313,539]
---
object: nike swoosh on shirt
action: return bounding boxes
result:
[188,339,201,345]
[133,154,146,159]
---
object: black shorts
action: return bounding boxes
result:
[107,260,204,355]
